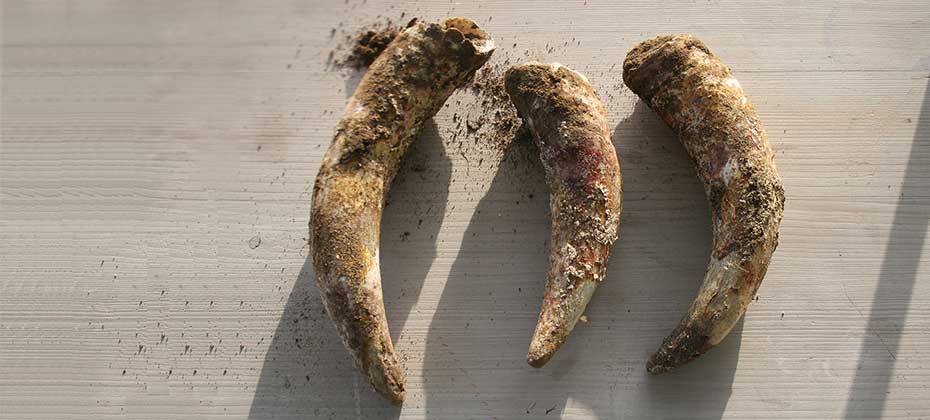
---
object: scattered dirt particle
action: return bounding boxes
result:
[526,401,536,413]
[248,235,262,249]
[464,63,527,153]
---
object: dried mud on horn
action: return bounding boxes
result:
[310,18,494,403]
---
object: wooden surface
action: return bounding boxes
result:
[1,1,929,419]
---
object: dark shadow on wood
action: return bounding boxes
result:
[420,100,739,419]
[381,121,455,343]
[843,84,930,418]
[248,120,449,419]
[420,133,554,418]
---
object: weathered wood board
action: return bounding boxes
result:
[1,1,929,419]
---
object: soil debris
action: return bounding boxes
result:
[330,19,401,69]
[345,26,399,68]
[466,63,526,153]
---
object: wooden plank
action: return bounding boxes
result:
[1,1,928,419]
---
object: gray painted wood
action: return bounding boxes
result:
[1,1,928,418]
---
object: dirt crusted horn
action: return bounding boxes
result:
[505,62,623,368]
[623,35,785,374]
[310,18,494,403]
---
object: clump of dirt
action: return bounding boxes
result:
[328,19,401,69]
[467,63,527,153]
[345,26,399,68]
[443,59,531,164]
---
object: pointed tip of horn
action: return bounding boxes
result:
[645,353,674,375]
[368,364,407,405]
[525,281,600,368]
[646,346,698,375]
[382,377,406,406]
[384,388,406,406]
[644,324,712,374]
[527,319,560,368]
[523,315,572,369]
[373,380,405,405]
[526,344,555,368]
[360,345,407,404]
[645,346,704,375]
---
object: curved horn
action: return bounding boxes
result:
[623,35,785,374]
[310,18,494,403]
[505,62,623,368]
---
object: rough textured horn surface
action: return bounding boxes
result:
[504,62,623,368]
[309,18,494,403]
[623,35,785,374]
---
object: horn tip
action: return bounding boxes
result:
[645,336,709,375]
[645,356,672,375]
[374,377,406,405]
[365,354,407,404]
[526,346,554,368]
[386,389,406,406]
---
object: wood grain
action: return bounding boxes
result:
[1,1,928,419]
